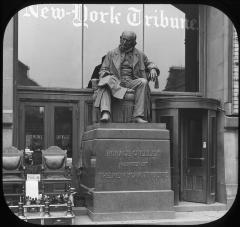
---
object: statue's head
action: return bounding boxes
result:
[119,31,137,52]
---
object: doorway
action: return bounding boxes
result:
[180,109,216,203]
[19,102,78,158]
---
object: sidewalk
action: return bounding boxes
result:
[73,210,227,225]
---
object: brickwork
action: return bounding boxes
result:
[232,27,239,115]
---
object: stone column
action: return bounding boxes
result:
[224,117,238,208]
[3,18,14,148]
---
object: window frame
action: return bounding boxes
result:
[15,3,205,96]
[18,101,78,158]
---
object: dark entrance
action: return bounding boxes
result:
[180,109,217,203]
[181,109,206,202]
[155,97,219,204]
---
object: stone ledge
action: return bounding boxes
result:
[73,210,227,225]
[87,123,167,130]
[72,207,88,216]
[83,129,169,140]
[224,116,239,128]
[2,111,13,124]
[88,209,175,222]
[84,123,169,140]
[174,202,227,212]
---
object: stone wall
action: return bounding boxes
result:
[3,18,14,148]
[224,122,238,208]
[205,6,238,206]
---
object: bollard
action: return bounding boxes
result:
[18,196,25,218]
[66,199,73,217]
[44,198,51,217]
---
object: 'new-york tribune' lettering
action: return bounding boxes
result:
[23,5,198,30]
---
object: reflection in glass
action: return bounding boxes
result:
[25,106,44,151]
[18,3,199,92]
[54,107,72,157]
[83,4,143,88]
[144,4,199,92]
[18,4,82,88]
[17,60,39,86]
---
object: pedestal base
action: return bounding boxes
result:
[81,123,174,222]
[87,190,174,221]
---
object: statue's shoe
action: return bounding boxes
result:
[134,117,148,123]
[100,112,110,122]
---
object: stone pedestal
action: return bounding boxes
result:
[81,123,174,221]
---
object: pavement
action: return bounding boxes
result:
[72,210,228,225]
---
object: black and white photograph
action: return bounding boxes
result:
[2,2,239,225]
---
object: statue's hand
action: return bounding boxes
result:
[150,68,158,81]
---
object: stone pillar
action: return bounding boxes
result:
[3,18,14,148]
[81,123,174,221]
[224,117,238,208]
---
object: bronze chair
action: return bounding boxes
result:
[41,146,71,195]
[91,78,135,123]
[2,146,26,204]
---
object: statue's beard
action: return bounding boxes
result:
[119,42,136,52]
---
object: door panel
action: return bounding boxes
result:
[19,102,77,158]
[182,110,207,203]
[24,105,45,151]
[19,102,48,150]
[54,105,74,157]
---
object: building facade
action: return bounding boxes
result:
[2,4,238,210]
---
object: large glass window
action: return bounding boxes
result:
[144,5,185,91]
[144,4,199,91]
[18,4,199,92]
[18,4,82,88]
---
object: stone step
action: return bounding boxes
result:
[73,207,88,216]
[72,209,227,225]
[174,202,227,212]
[87,123,167,130]
[73,202,227,216]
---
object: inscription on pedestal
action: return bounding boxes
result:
[98,172,169,187]
[95,144,171,190]
[105,149,158,157]
[105,149,159,170]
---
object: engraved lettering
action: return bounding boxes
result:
[105,149,159,157]
[118,161,148,168]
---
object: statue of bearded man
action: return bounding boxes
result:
[94,31,160,123]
